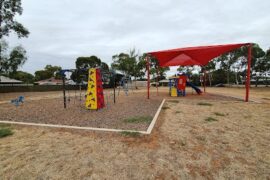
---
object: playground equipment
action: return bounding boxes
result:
[169,75,202,97]
[11,96,24,106]
[118,76,133,96]
[85,68,105,110]
[60,68,116,109]
[146,43,252,102]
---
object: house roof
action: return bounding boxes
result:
[36,77,63,84]
[159,79,170,83]
[0,76,23,84]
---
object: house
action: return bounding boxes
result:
[159,79,170,86]
[0,76,23,84]
[35,77,63,85]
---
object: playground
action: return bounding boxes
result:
[0,44,269,179]
[0,90,163,131]
[0,88,237,131]
[0,87,269,179]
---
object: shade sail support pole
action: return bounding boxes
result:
[245,44,252,102]
[156,67,159,96]
[147,56,150,99]
[202,67,206,93]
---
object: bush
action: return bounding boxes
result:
[205,117,218,122]
[0,128,13,138]
[197,102,213,106]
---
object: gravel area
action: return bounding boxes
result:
[0,88,242,131]
[0,91,163,131]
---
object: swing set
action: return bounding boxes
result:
[59,68,118,109]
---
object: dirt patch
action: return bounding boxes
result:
[0,87,269,179]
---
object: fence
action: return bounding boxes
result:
[0,84,87,93]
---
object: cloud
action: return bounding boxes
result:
[6,0,270,74]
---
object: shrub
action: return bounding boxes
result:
[214,112,225,116]
[0,128,13,138]
[205,117,218,122]
[197,102,213,106]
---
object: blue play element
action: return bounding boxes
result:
[11,96,24,106]
[177,88,186,96]
[186,81,202,94]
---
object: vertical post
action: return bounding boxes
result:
[156,67,159,96]
[113,72,116,104]
[203,68,206,93]
[147,56,150,99]
[245,44,252,102]
[62,75,66,108]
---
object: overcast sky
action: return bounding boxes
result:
[7,0,270,74]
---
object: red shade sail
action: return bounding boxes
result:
[145,43,252,102]
[148,43,249,67]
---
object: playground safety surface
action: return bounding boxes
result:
[0,91,163,131]
[0,89,243,131]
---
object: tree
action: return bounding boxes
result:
[34,65,62,81]
[112,49,141,87]
[76,56,101,69]
[237,44,265,86]
[0,0,29,39]
[0,39,27,75]
[0,0,29,75]
[177,66,195,76]
[217,48,242,85]
[34,70,52,81]
[141,54,170,81]
[253,48,270,86]
[204,60,217,86]
[10,71,34,83]
[111,50,137,76]
[72,55,109,83]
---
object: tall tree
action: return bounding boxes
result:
[0,39,27,75]
[72,55,109,83]
[0,0,29,38]
[253,48,270,86]
[34,65,62,81]
[10,71,34,83]
[140,54,169,81]
[0,0,29,75]
[177,66,195,76]
[203,59,217,86]
[111,50,137,76]
[111,49,140,87]
[76,56,101,69]
[238,44,265,86]
[217,48,242,85]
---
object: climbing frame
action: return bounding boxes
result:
[85,68,105,110]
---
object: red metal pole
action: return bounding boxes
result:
[245,44,252,102]
[203,69,206,93]
[156,67,159,96]
[147,56,150,99]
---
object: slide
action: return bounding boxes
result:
[186,81,202,94]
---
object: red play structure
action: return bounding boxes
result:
[146,43,252,101]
